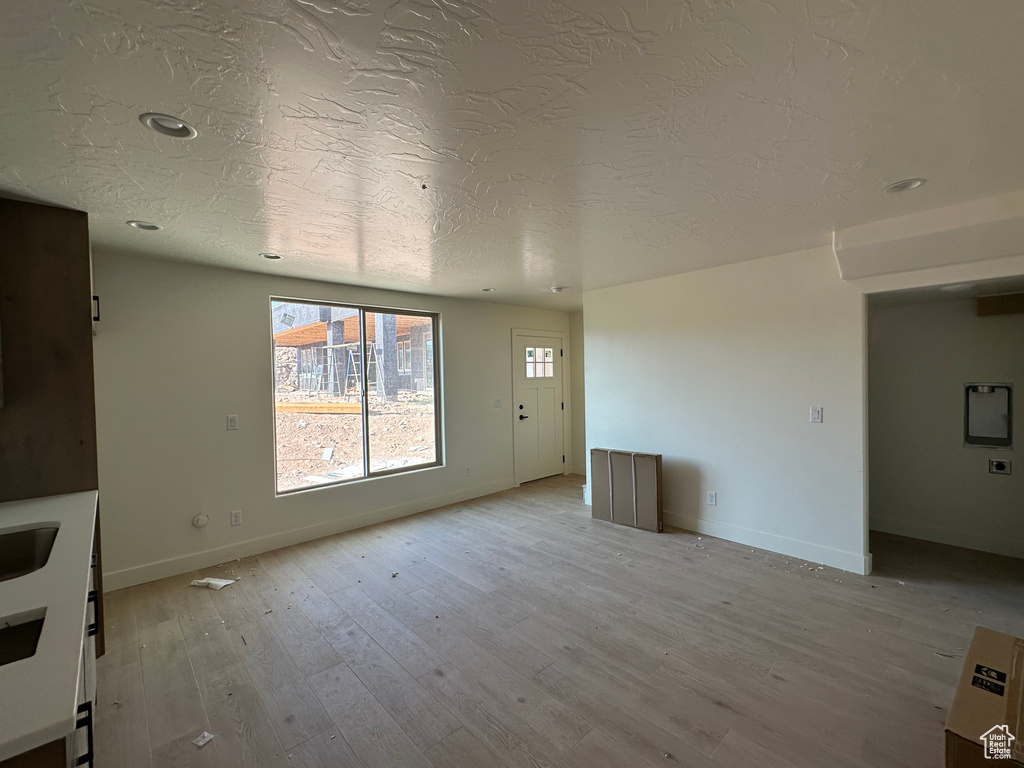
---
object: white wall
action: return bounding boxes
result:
[584,247,870,573]
[581,241,1024,575]
[869,298,1023,557]
[569,311,586,475]
[92,253,570,589]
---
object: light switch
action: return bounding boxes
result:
[810,407,823,423]
[493,398,503,408]
[226,414,239,430]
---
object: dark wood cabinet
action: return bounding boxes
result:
[0,196,105,654]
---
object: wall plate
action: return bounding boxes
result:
[989,459,1012,475]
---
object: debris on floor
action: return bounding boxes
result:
[190,577,236,590]
[192,732,215,748]
[392,572,399,578]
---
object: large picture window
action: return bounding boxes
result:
[271,299,440,493]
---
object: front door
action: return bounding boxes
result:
[512,331,564,484]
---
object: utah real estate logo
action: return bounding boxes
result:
[981,725,1015,760]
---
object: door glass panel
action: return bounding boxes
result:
[525,346,556,378]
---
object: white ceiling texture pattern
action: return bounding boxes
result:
[1,0,1022,308]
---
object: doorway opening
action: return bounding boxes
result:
[866,276,1024,574]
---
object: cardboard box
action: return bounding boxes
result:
[946,626,1024,766]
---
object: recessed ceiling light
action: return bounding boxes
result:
[126,220,160,230]
[260,252,283,260]
[550,286,565,293]
[140,112,198,139]
[481,287,495,292]
[884,178,926,193]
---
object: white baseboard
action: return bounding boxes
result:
[663,510,872,575]
[870,516,1024,559]
[103,478,511,591]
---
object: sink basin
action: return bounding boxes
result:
[0,526,59,582]
[0,608,47,667]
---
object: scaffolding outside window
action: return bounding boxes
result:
[271,299,440,493]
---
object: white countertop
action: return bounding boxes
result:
[0,491,97,762]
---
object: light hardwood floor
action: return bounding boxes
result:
[95,475,1024,767]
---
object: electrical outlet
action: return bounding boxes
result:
[226,414,239,430]
[493,398,502,408]
[809,407,823,424]
[230,509,242,526]
[464,465,471,476]
[706,491,717,506]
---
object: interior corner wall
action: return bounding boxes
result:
[583,246,870,574]
[868,299,1023,557]
[91,252,570,590]
[569,310,586,475]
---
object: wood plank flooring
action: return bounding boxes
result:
[95,475,1024,767]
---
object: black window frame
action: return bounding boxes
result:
[271,297,443,495]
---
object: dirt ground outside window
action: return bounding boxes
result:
[275,391,436,491]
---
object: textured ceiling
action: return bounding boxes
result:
[1,0,1022,309]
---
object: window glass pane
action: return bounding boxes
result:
[272,301,364,492]
[526,362,534,378]
[526,348,535,360]
[544,347,553,361]
[367,312,436,473]
[545,362,554,377]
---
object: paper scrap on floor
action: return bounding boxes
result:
[190,577,236,590]
[192,732,215,747]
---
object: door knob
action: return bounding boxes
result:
[519,414,529,420]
